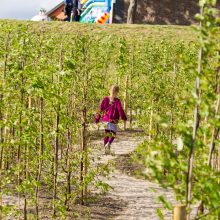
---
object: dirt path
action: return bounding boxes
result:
[90,131,176,220]
[2,130,178,220]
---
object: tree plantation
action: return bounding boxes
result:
[0,0,220,219]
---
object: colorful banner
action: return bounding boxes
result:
[80,0,111,23]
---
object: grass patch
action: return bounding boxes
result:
[0,20,197,43]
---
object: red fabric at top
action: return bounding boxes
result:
[95,97,127,123]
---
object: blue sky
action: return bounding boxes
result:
[0,0,62,20]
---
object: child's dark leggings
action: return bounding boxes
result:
[104,129,116,145]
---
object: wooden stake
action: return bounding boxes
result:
[174,204,187,220]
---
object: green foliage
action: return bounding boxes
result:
[0,19,204,218]
[134,1,220,219]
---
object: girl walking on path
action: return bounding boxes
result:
[95,85,127,154]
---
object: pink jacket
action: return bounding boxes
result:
[95,97,127,123]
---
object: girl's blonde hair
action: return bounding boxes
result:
[109,85,119,103]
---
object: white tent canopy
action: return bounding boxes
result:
[31,9,50,21]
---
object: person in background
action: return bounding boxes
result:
[78,0,83,20]
[73,0,81,22]
[95,85,127,154]
[64,0,73,22]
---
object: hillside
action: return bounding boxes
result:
[0,20,197,43]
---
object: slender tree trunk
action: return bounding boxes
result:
[23,95,31,220]
[129,46,134,129]
[80,43,89,205]
[186,7,204,219]
[18,40,26,219]
[197,51,220,217]
[53,105,60,217]
[35,33,45,219]
[149,101,154,142]
[64,94,72,210]
[80,79,88,206]
[53,47,62,217]
[170,62,177,143]
[218,144,220,173]
[203,116,208,146]
[80,107,87,205]
[35,97,44,219]
[155,107,160,138]
[127,0,138,24]
[208,51,220,166]
[208,96,220,166]
[186,47,203,220]
[129,92,132,129]
[18,76,24,220]
[0,33,10,212]
[65,126,71,210]
[124,75,129,130]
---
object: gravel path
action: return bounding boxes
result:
[93,131,176,220]
[2,130,181,220]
